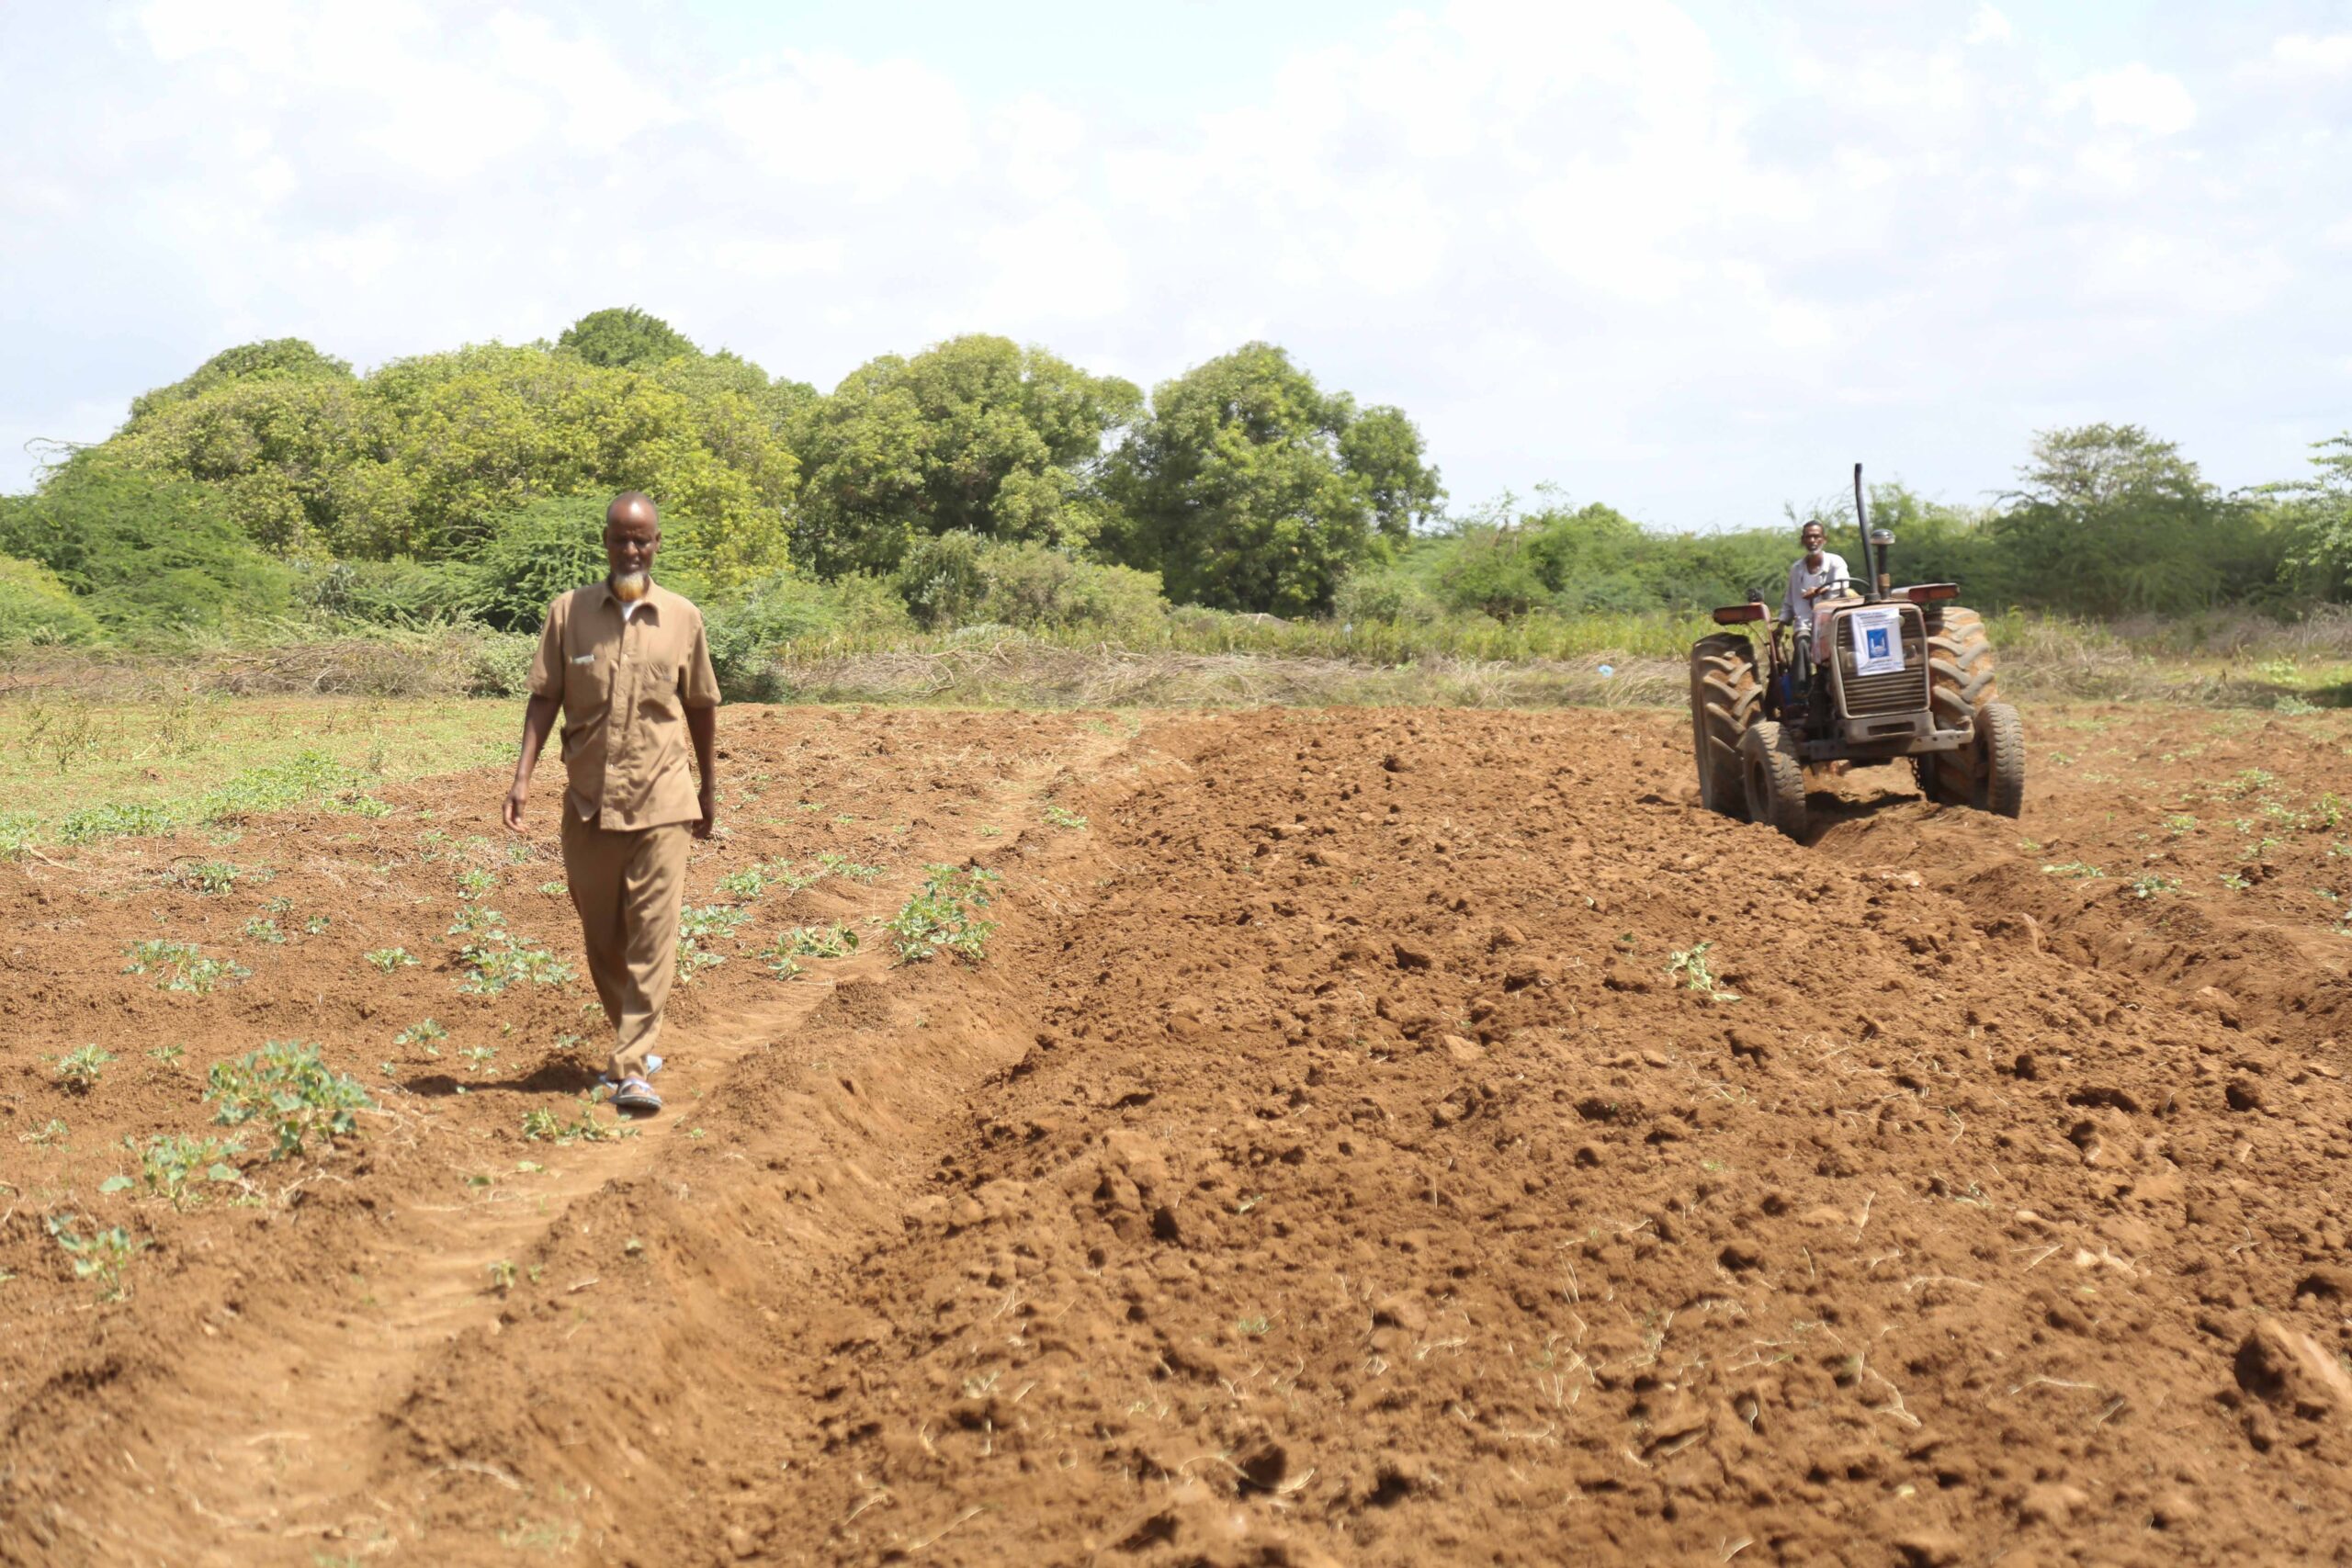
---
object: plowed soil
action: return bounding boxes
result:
[4,702,2351,1566]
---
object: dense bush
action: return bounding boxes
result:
[0,452,294,636]
[0,555,105,645]
[894,533,1165,635]
[704,571,911,699]
[460,495,625,632]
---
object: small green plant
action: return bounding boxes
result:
[521,1103,627,1144]
[674,904,751,985]
[488,1259,517,1293]
[1043,804,1089,830]
[2162,814,2198,836]
[242,916,286,944]
[716,863,777,899]
[884,865,1002,963]
[47,1215,148,1301]
[538,880,567,896]
[122,939,249,994]
[206,1041,374,1159]
[816,852,886,883]
[456,930,574,995]
[55,1044,113,1092]
[2220,872,2253,892]
[1235,1314,1272,1337]
[150,1043,185,1066]
[0,812,37,860]
[1666,942,1740,1001]
[305,915,331,935]
[2128,874,2180,899]
[787,922,859,959]
[455,866,497,899]
[395,1019,447,1046]
[2224,768,2279,799]
[20,1118,68,1146]
[2274,695,2320,716]
[458,1045,498,1074]
[130,1134,245,1209]
[171,861,246,896]
[365,946,419,973]
[446,900,507,942]
[2041,862,2105,880]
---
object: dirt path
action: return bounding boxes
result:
[6,703,2352,1564]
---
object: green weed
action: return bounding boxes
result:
[206,1041,374,1158]
[1666,942,1740,1001]
[884,865,1002,963]
[129,1134,245,1209]
[365,946,419,973]
[171,860,243,896]
[242,916,286,944]
[395,1019,447,1045]
[457,931,574,994]
[1042,804,1089,830]
[47,1214,147,1301]
[20,1118,68,1146]
[2129,874,2180,898]
[55,1044,112,1092]
[2041,862,2106,879]
[121,939,249,994]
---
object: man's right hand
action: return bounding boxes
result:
[502,779,529,833]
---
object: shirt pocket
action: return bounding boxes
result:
[562,647,613,726]
[636,656,682,719]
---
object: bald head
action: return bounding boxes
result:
[604,491,661,592]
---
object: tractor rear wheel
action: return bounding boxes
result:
[1690,633,1759,817]
[1740,720,1807,839]
[1917,604,1999,806]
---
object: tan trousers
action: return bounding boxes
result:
[560,811,690,1082]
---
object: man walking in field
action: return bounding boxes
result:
[501,491,720,1115]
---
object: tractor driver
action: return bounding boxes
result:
[1783,520,1850,668]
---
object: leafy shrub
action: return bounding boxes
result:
[894,533,1166,634]
[298,556,471,626]
[884,864,1002,963]
[0,555,105,646]
[205,1040,373,1157]
[460,494,614,633]
[0,451,294,635]
[704,571,912,699]
[130,1134,246,1209]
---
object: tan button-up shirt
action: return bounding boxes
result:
[527,581,721,830]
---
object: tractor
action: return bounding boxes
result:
[1690,465,2025,839]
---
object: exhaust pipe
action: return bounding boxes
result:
[1853,462,1893,601]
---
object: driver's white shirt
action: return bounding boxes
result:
[1784,551,1850,634]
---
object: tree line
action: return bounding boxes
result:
[2,306,2346,652]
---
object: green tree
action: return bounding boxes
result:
[558,307,699,369]
[0,452,292,635]
[2271,434,2352,599]
[1101,343,1442,616]
[127,339,354,423]
[790,335,1142,578]
[1995,424,2277,615]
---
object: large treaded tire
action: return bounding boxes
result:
[1689,633,1759,817]
[1980,700,2026,818]
[1917,604,2000,806]
[1740,720,1808,840]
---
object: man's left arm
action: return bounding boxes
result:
[682,613,723,840]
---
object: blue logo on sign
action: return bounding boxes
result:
[1866,626,1891,660]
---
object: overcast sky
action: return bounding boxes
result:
[2,0,2346,528]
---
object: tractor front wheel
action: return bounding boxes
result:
[1740,720,1808,840]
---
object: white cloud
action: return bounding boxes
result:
[2053,63,2199,137]
[1965,6,2015,47]
[0,2,2340,520]
[2267,32,2352,75]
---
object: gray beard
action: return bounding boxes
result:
[612,570,651,603]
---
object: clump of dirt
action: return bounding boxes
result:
[4,702,2349,1565]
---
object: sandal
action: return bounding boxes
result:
[612,1077,663,1115]
[597,1053,662,1093]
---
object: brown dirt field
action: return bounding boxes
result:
[3,702,2351,1566]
